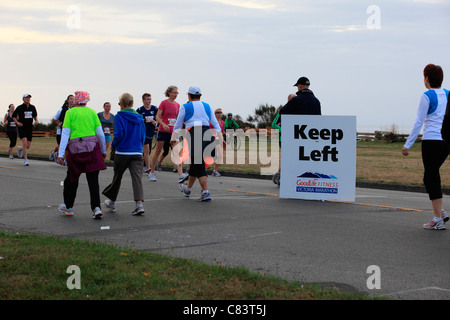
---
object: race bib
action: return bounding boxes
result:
[145,116,152,123]
[103,127,110,134]
[24,111,33,119]
[168,118,176,126]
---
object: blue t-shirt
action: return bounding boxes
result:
[136,105,158,139]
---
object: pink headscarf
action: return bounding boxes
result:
[74,91,90,105]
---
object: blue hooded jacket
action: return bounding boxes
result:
[111,109,146,154]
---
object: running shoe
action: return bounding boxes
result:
[17,146,22,158]
[24,160,29,166]
[49,150,55,160]
[178,172,189,183]
[173,166,177,173]
[104,199,116,213]
[132,204,145,216]
[149,172,157,182]
[9,154,13,159]
[442,209,449,223]
[157,162,162,171]
[178,184,191,198]
[58,204,74,216]
[92,207,103,219]
[197,191,212,202]
[212,170,221,177]
[144,167,151,174]
[423,219,445,230]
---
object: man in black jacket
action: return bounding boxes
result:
[280,76,321,116]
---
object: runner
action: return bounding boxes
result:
[12,94,38,166]
[402,64,449,230]
[136,93,158,174]
[271,93,296,185]
[97,102,114,152]
[3,104,18,159]
[210,108,225,177]
[50,95,74,162]
[149,85,182,182]
[173,86,222,201]
[224,113,239,130]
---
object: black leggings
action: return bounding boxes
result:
[7,131,17,148]
[63,170,100,210]
[421,140,450,200]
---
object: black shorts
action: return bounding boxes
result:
[144,137,152,145]
[18,126,33,141]
[187,126,213,178]
[157,131,172,142]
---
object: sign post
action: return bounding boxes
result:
[280,115,356,201]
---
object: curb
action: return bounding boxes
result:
[3,154,446,195]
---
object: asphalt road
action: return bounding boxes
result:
[0,156,449,300]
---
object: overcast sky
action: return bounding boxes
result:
[1,0,449,133]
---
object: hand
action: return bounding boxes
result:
[163,124,169,131]
[102,153,106,159]
[18,122,23,127]
[401,147,409,156]
[58,157,64,165]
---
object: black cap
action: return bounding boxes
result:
[293,77,310,86]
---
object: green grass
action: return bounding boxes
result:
[355,140,450,187]
[0,232,377,300]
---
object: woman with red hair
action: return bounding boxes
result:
[402,64,449,230]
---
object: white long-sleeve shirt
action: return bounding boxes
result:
[173,100,221,134]
[404,88,449,149]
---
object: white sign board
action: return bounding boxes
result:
[280,115,356,201]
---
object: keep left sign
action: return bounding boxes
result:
[280,115,356,201]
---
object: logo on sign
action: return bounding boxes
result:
[296,172,339,194]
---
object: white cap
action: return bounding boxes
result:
[23,93,31,98]
[187,86,201,95]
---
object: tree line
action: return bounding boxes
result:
[0,104,281,132]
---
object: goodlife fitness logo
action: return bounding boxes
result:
[296,172,339,194]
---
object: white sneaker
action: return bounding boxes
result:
[197,191,212,202]
[442,209,449,223]
[423,219,445,230]
[24,159,29,166]
[212,170,221,177]
[178,172,189,183]
[104,199,116,213]
[132,204,145,216]
[149,172,157,182]
[58,204,74,216]
[49,150,55,160]
[178,184,191,198]
[92,207,103,219]
[17,146,22,158]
